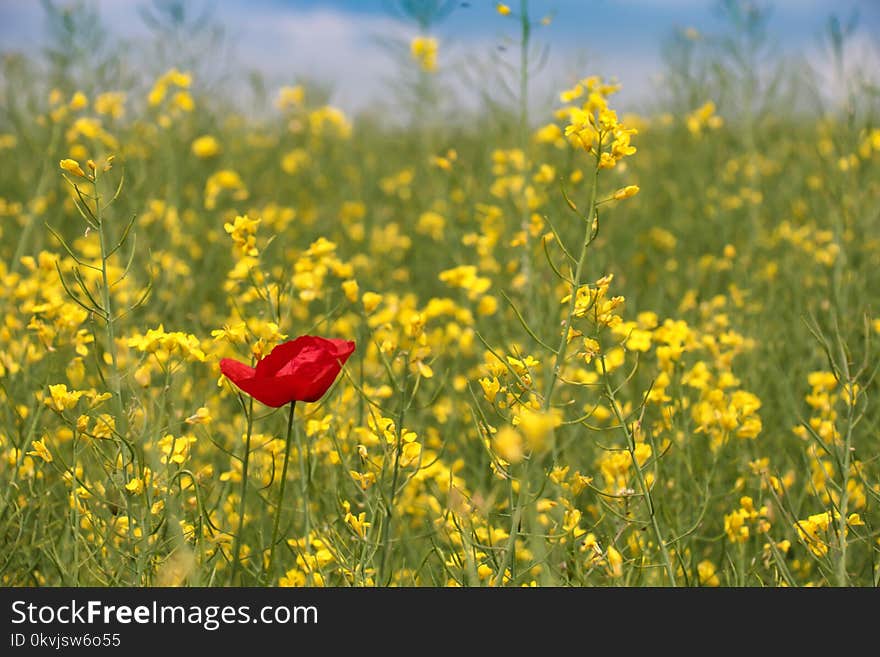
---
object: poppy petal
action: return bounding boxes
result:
[219,358,256,384]
[254,336,310,377]
[221,338,356,406]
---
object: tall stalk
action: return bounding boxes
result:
[517,0,533,286]
[229,396,254,584]
[380,356,409,585]
[834,350,855,586]
[91,169,139,579]
[494,147,601,586]
[600,354,677,586]
[266,400,297,583]
[293,401,310,546]
[93,172,125,426]
[542,160,600,408]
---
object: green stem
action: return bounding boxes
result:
[266,400,297,584]
[94,174,123,423]
[229,396,254,584]
[542,154,600,407]
[601,354,678,586]
[94,172,136,579]
[836,377,855,586]
[71,428,80,586]
[294,401,310,545]
[494,149,601,587]
[357,313,367,426]
[380,355,409,585]
[492,468,526,587]
[518,0,530,143]
[518,0,532,284]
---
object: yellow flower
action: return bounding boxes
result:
[362,292,383,314]
[191,135,220,158]
[479,376,501,403]
[350,470,377,491]
[172,91,195,112]
[91,414,116,440]
[158,433,196,465]
[185,407,213,425]
[496,3,511,15]
[211,322,249,344]
[342,279,360,303]
[847,513,864,526]
[582,337,601,363]
[534,123,563,145]
[697,560,720,587]
[167,68,192,88]
[560,84,584,103]
[417,211,445,240]
[281,148,310,175]
[279,569,306,587]
[308,105,352,138]
[66,358,85,387]
[686,101,723,135]
[515,409,561,454]
[477,295,498,316]
[127,326,207,362]
[625,328,652,352]
[204,169,248,209]
[44,384,84,412]
[69,91,88,110]
[224,214,261,257]
[276,85,305,110]
[400,441,422,468]
[149,68,192,107]
[59,158,86,178]
[342,501,371,539]
[493,426,524,464]
[410,36,438,73]
[94,91,126,118]
[431,149,457,170]
[125,478,144,494]
[27,437,53,463]
[612,185,640,200]
[606,546,623,577]
[794,510,837,557]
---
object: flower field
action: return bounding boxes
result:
[1,0,879,587]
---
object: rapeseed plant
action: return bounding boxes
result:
[0,0,877,588]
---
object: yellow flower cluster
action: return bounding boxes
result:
[686,101,723,135]
[794,510,863,558]
[562,78,637,169]
[148,67,194,110]
[410,36,438,73]
[223,214,261,258]
[127,325,207,362]
[204,169,248,210]
[724,496,770,544]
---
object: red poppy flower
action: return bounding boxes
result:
[220,336,355,406]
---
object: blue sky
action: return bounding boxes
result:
[1,0,878,113]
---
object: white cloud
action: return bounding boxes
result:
[228,7,412,110]
[4,1,871,118]
[0,0,662,121]
[229,6,664,116]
